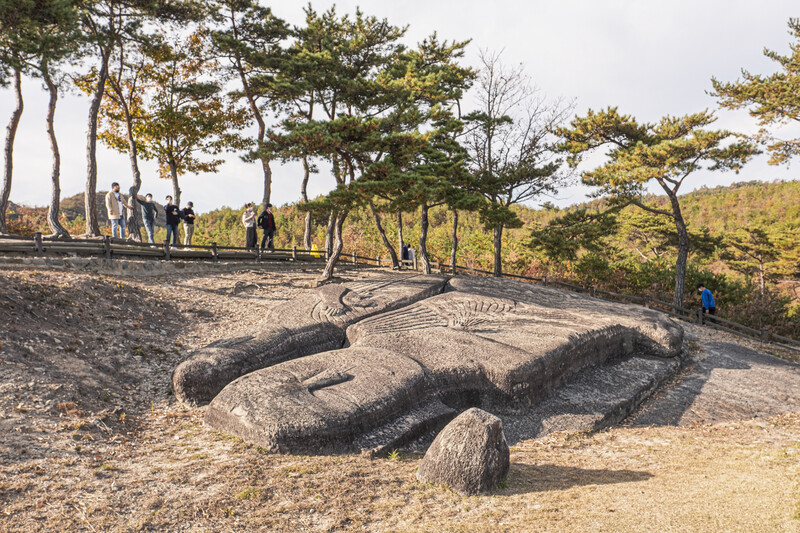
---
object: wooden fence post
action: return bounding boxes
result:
[542,276,547,287]
[762,329,770,343]
[292,245,297,261]
[34,232,43,257]
[377,256,381,267]
[590,286,596,297]
[697,310,703,325]
[164,240,171,261]
[412,256,417,271]
[643,296,650,309]
[211,242,218,263]
[352,251,356,265]
[104,235,112,260]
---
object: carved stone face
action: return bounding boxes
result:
[172,273,447,404]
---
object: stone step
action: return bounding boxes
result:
[499,353,685,444]
[353,398,457,457]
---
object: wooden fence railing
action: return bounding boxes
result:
[2,232,798,352]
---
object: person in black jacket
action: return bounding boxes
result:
[136,193,158,243]
[164,195,181,246]
[181,201,196,246]
[257,203,276,251]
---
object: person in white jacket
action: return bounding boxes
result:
[105,182,133,239]
[242,203,257,250]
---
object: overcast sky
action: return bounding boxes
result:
[2,0,798,213]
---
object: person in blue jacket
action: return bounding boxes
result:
[698,283,716,316]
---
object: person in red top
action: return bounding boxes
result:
[257,203,276,251]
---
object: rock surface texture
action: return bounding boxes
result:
[204,276,684,453]
[416,408,510,495]
[173,273,446,404]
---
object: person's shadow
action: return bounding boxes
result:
[501,463,652,495]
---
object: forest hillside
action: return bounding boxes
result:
[6,179,800,336]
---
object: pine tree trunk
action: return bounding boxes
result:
[261,158,272,210]
[369,200,398,267]
[397,209,404,259]
[301,155,312,250]
[0,68,23,234]
[493,222,503,277]
[236,57,272,211]
[450,209,458,275]
[169,160,181,208]
[665,192,689,310]
[419,204,431,275]
[44,68,69,239]
[84,50,109,237]
[321,210,347,280]
[122,103,142,241]
[672,215,689,311]
[324,212,334,256]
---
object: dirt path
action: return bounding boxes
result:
[2,267,800,532]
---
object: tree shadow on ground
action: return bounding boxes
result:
[503,462,652,495]
[629,340,800,427]
[502,462,652,495]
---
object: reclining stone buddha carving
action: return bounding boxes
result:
[198,275,683,454]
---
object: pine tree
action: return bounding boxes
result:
[711,18,800,166]
[22,0,84,238]
[261,7,409,280]
[558,108,758,309]
[722,227,780,295]
[0,0,34,234]
[209,0,288,209]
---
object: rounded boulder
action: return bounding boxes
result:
[417,408,510,495]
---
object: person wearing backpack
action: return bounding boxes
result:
[257,203,276,251]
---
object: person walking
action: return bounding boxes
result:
[136,193,158,244]
[257,203,276,251]
[105,182,133,239]
[698,283,716,322]
[164,195,181,246]
[182,201,196,247]
[242,203,257,250]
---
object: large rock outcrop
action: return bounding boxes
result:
[204,276,683,454]
[172,273,446,404]
[417,408,510,495]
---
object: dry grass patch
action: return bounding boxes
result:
[2,410,800,532]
